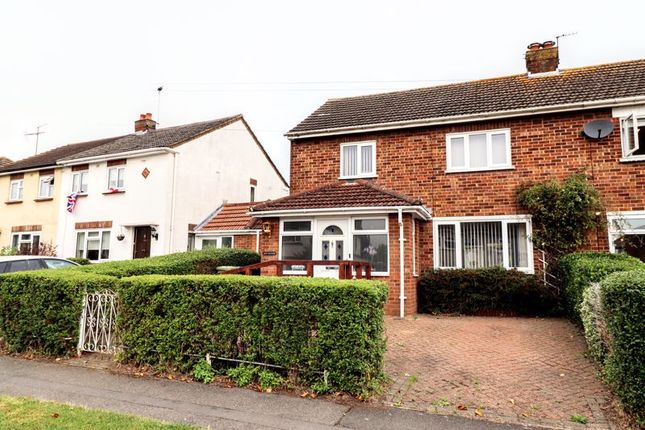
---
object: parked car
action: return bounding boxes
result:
[0,256,79,273]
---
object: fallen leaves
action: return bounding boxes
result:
[475,408,484,417]
[456,404,468,411]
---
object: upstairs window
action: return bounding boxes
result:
[107,166,125,190]
[340,141,376,178]
[9,179,23,201]
[621,114,645,160]
[446,129,512,172]
[72,171,88,194]
[38,176,55,198]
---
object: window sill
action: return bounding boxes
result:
[34,197,54,202]
[75,193,88,197]
[102,190,126,195]
[339,175,378,180]
[4,200,22,205]
[445,166,515,174]
[619,157,645,163]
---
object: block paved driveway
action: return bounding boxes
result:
[382,316,612,428]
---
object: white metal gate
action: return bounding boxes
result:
[77,290,120,354]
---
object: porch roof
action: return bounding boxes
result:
[195,202,262,233]
[250,181,431,219]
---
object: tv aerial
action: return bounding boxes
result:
[582,119,613,139]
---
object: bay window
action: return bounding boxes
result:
[352,217,389,275]
[434,216,533,272]
[76,230,111,261]
[340,141,376,178]
[446,129,512,172]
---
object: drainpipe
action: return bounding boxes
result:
[398,208,405,319]
[255,230,260,253]
[167,150,179,253]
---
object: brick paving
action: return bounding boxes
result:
[383,316,613,428]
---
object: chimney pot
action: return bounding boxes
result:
[525,42,559,75]
[134,113,157,132]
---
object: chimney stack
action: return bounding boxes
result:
[525,41,559,75]
[134,112,157,132]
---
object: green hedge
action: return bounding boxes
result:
[118,275,387,395]
[599,271,645,424]
[73,248,260,278]
[0,271,116,356]
[417,267,561,316]
[559,252,643,318]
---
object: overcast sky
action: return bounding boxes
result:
[1,1,643,179]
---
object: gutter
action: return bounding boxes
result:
[168,150,179,253]
[194,229,261,236]
[286,95,645,140]
[0,166,58,177]
[57,147,176,166]
[249,205,432,220]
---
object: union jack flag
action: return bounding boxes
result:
[67,192,78,213]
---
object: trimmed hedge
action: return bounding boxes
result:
[559,252,643,318]
[72,248,260,278]
[118,275,388,395]
[0,270,116,356]
[417,267,561,316]
[599,271,645,424]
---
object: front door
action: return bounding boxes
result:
[314,219,349,278]
[133,226,152,259]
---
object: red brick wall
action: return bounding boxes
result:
[290,109,645,269]
[233,234,257,252]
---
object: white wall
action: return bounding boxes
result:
[170,119,288,253]
[56,118,288,260]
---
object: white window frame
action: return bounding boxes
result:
[279,219,314,275]
[350,216,390,276]
[201,236,235,249]
[250,185,256,203]
[75,229,111,261]
[107,166,126,191]
[339,141,377,179]
[620,113,644,161]
[38,176,55,198]
[71,171,89,194]
[446,129,513,173]
[607,211,645,253]
[9,179,24,201]
[432,215,534,273]
[11,232,41,253]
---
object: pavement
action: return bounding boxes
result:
[0,355,544,430]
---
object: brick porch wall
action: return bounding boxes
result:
[232,234,258,252]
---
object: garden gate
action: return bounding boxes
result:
[77,290,120,354]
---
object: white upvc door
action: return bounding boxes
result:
[314,218,349,279]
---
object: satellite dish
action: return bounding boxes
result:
[583,119,614,139]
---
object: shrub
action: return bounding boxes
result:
[417,267,561,316]
[580,283,609,364]
[0,270,116,356]
[67,257,91,265]
[559,252,643,318]
[227,365,258,387]
[600,271,645,424]
[117,275,387,396]
[258,369,284,390]
[72,248,260,278]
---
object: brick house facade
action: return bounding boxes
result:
[200,47,645,316]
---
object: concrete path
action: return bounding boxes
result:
[0,356,542,430]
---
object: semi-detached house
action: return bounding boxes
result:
[197,44,645,317]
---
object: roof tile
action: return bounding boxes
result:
[198,202,262,231]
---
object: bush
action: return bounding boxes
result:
[580,283,609,364]
[117,275,387,396]
[417,267,561,316]
[559,252,643,318]
[600,271,645,424]
[72,248,260,278]
[67,257,91,265]
[0,270,116,356]
[192,360,215,384]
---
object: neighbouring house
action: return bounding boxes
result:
[54,113,288,262]
[0,139,118,253]
[0,157,12,169]
[237,43,645,316]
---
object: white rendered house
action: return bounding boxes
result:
[55,114,288,261]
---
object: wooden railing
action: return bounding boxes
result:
[220,260,372,279]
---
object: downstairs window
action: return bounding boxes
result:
[434,216,533,272]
